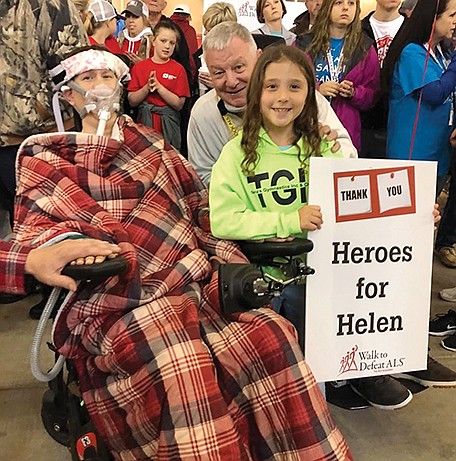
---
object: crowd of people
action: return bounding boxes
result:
[1,0,456,458]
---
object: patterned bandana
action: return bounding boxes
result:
[50,49,130,91]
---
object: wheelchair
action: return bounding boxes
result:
[34,238,314,460]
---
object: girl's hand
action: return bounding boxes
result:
[339,80,355,98]
[148,71,163,93]
[298,205,323,231]
[319,81,340,98]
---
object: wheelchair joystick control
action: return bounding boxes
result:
[218,238,315,316]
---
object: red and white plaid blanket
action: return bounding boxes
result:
[13,117,352,461]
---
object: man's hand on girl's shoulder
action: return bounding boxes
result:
[319,124,341,153]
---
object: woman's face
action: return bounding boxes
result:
[65,69,118,114]
[125,13,147,38]
[262,0,283,24]
[330,0,357,28]
[108,17,117,37]
[435,0,456,43]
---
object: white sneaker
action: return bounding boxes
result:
[439,287,456,302]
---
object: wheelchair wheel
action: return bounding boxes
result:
[41,389,71,446]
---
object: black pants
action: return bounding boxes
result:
[0,145,19,227]
[436,154,456,249]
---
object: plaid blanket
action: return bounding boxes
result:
[14,117,352,461]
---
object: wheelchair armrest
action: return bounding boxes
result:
[61,256,128,281]
[239,238,313,264]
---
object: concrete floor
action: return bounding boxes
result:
[1,252,455,460]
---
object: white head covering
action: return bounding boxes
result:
[50,49,130,92]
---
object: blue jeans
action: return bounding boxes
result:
[271,283,326,398]
[271,284,305,349]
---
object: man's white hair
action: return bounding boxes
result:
[203,21,257,54]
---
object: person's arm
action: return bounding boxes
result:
[127,63,149,107]
[25,239,121,292]
[148,70,186,111]
[0,241,32,294]
[316,91,358,158]
[420,52,456,105]
[0,239,121,294]
[41,0,89,58]
[128,82,151,108]
[187,99,223,186]
[154,67,190,110]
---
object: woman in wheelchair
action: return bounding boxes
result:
[12,46,352,460]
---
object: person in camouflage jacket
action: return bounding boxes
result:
[0,0,88,223]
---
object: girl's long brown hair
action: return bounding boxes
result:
[241,45,322,176]
[306,0,368,62]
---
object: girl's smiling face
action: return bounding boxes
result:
[260,59,308,143]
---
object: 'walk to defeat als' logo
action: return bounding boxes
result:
[334,166,416,223]
[338,344,406,376]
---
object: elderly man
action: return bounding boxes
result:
[187,22,357,187]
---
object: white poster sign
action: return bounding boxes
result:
[305,158,436,383]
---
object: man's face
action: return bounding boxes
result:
[145,0,166,15]
[305,0,322,19]
[205,36,260,108]
[376,0,401,12]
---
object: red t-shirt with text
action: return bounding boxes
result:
[128,58,190,107]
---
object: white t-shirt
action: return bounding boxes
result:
[369,15,404,66]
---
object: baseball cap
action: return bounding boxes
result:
[173,4,191,15]
[122,0,149,18]
[88,0,121,22]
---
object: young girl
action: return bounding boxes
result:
[297,0,380,151]
[209,45,342,347]
[84,0,122,54]
[127,21,190,149]
[118,0,153,63]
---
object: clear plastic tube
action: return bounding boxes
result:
[30,288,67,382]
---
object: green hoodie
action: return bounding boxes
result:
[210,128,342,241]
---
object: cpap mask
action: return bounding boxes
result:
[49,49,130,136]
[63,80,123,136]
